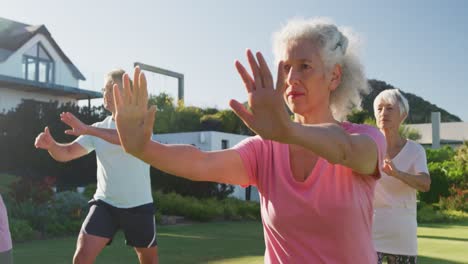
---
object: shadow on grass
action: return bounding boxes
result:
[418,255,466,264]
[418,235,468,242]
[419,222,468,229]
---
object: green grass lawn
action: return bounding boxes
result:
[12,221,468,264]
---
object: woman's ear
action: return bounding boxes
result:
[329,64,342,91]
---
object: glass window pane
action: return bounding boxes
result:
[48,63,54,83]
[27,57,36,81]
[22,58,27,79]
[38,61,48,83]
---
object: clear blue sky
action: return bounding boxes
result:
[3,0,467,120]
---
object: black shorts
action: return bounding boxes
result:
[81,199,157,248]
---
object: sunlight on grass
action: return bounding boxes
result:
[207,256,264,264]
[158,233,213,240]
[418,223,468,264]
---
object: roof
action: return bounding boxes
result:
[405,122,468,145]
[0,17,85,81]
[0,74,101,100]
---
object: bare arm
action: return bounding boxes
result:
[139,141,249,185]
[287,123,379,175]
[113,68,249,186]
[383,159,431,192]
[61,112,121,145]
[34,127,88,162]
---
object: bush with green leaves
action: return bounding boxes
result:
[9,218,37,242]
[439,186,468,212]
[417,203,468,223]
[53,191,88,219]
[153,191,260,222]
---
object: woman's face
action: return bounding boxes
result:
[281,39,335,116]
[375,101,405,130]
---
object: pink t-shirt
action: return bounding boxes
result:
[233,122,386,264]
[0,194,13,252]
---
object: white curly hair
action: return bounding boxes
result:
[272,17,369,121]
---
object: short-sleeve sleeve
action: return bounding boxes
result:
[412,143,429,174]
[232,136,263,187]
[354,125,387,179]
[74,121,101,153]
[74,135,95,153]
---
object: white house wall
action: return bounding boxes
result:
[0,86,76,113]
[0,34,78,87]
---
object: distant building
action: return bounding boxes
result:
[0,17,101,113]
[153,131,260,202]
[406,122,468,148]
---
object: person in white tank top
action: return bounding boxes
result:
[372,89,431,264]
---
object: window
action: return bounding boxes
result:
[221,139,229,150]
[22,43,55,83]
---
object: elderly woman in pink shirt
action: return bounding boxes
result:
[111,18,386,263]
[0,194,13,264]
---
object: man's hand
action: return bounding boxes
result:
[34,127,57,150]
[60,112,89,136]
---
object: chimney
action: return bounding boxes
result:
[431,112,441,149]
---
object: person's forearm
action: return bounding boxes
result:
[287,122,352,164]
[86,126,121,145]
[137,140,214,182]
[47,143,74,162]
[392,171,431,192]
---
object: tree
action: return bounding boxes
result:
[0,100,106,189]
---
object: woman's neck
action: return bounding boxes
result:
[380,127,405,148]
[294,108,337,125]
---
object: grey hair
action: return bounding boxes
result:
[272,17,369,121]
[373,89,410,117]
[105,69,126,90]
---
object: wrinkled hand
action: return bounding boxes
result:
[34,127,56,150]
[60,112,88,136]
[382,158,400,177]
[229,49,292,142]
[113,66,156,156]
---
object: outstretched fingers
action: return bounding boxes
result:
[246,49,263,89]
[138,71,148,108]
[123,74,132,105]
[132,66,141,106]
[235,60,255,93]
[255,52,273,90]
[229,99,254,129]
[113,83,123,111]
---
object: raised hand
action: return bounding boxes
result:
[383,158,399,177]
[113,66,156,156]
[34,127,57,150]
[229,49,292,142]
[60,112,88,136]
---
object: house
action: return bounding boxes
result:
[406,122,468,148]
[0,17,101,113]
[153,131,260,202]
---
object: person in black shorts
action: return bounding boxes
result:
[35,69,157,264]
